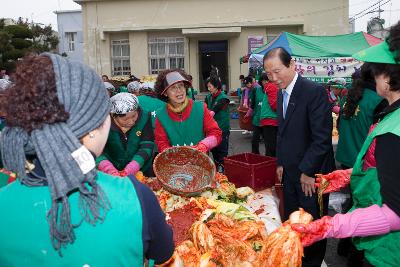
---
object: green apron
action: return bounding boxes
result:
[260,90,278,120]
[157,101,204,146]
[250,86,265,126]
[96,112,154,172]
[336,89,382,167]
[205,91,230,133]
[0,171,144,266]
[138,95,166,129]
[350,107,400,267]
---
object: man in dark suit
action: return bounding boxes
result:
[264,47,335,267]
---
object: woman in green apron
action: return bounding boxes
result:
[97,92,155,177]
[154,69,222,153]
[205,75,230,172]
[292,23,400,267]
[0,54,173,266]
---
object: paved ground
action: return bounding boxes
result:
[227,116,347,267]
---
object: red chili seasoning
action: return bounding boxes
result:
[167,203,200,245]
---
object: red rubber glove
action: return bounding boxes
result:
[193,142,208,153]
[315,168,352,194]
[291,216,333,247]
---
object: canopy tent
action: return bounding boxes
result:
[242,32,382,83]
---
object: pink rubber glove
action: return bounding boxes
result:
[98,160,120,176]
[292,204,400,247]
[209,110,215,117]
[123,160,140,176]
[193,136,219,153]
[244,108,253,119]
[332,105,340,114]
[315,168,352,194]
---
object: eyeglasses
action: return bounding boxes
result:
[168,83,186,93]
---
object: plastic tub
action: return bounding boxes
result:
[237,107,254,131]
[224,153,276,191]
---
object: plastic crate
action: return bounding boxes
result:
[224,153,277,192]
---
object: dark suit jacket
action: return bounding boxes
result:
[277,75,335,180]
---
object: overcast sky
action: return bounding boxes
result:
[0,0,399,33]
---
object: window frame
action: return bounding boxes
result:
[148,37,185,74]
[65,32,76,52]
[111,39,131,76]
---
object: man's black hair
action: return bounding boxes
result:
[263,47,292,68]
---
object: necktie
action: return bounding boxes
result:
[282,90,289,118]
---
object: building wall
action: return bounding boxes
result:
[55,10,84,62]
[77,0,350,89]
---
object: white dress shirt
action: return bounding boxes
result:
[282,72,298,116]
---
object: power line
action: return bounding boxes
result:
[350,0,391,22]
[351,0,385,18]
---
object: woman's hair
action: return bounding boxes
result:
[342,63,375,118]
[388,21,400,63]
[370,63,400,92]
[205,66,222,90]
[243,76,253,85]
[205,76,222,90]
[368,22,400,92]
[1,56,69,133]
[154,69,190,101]
[258,73,269,87]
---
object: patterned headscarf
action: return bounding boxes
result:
[110,92,139,114]
[127,81,141,94]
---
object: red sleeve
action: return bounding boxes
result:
[265,82,278,111]
[202,103,222,144]
[154,118,171,153]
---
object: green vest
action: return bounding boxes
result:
[187,87,197,100]
[119,86,128,93]
[205,91,230,133]
[336,89,382,167]
[0,171,144,266]
[138,95,166,129]
[96,111,154,171]
[350,107,400,267]
[250,86,265,126]
[0,171,9,188]
[157,101,204,146]
[260,89,278,121]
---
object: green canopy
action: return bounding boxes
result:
[250,31,382,58]
[244,32,383,83]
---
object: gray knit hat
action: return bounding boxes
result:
[0,53,111,253]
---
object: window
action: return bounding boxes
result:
[65,32,76,52]
[111,39,131,76]
[148,37,184,74]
